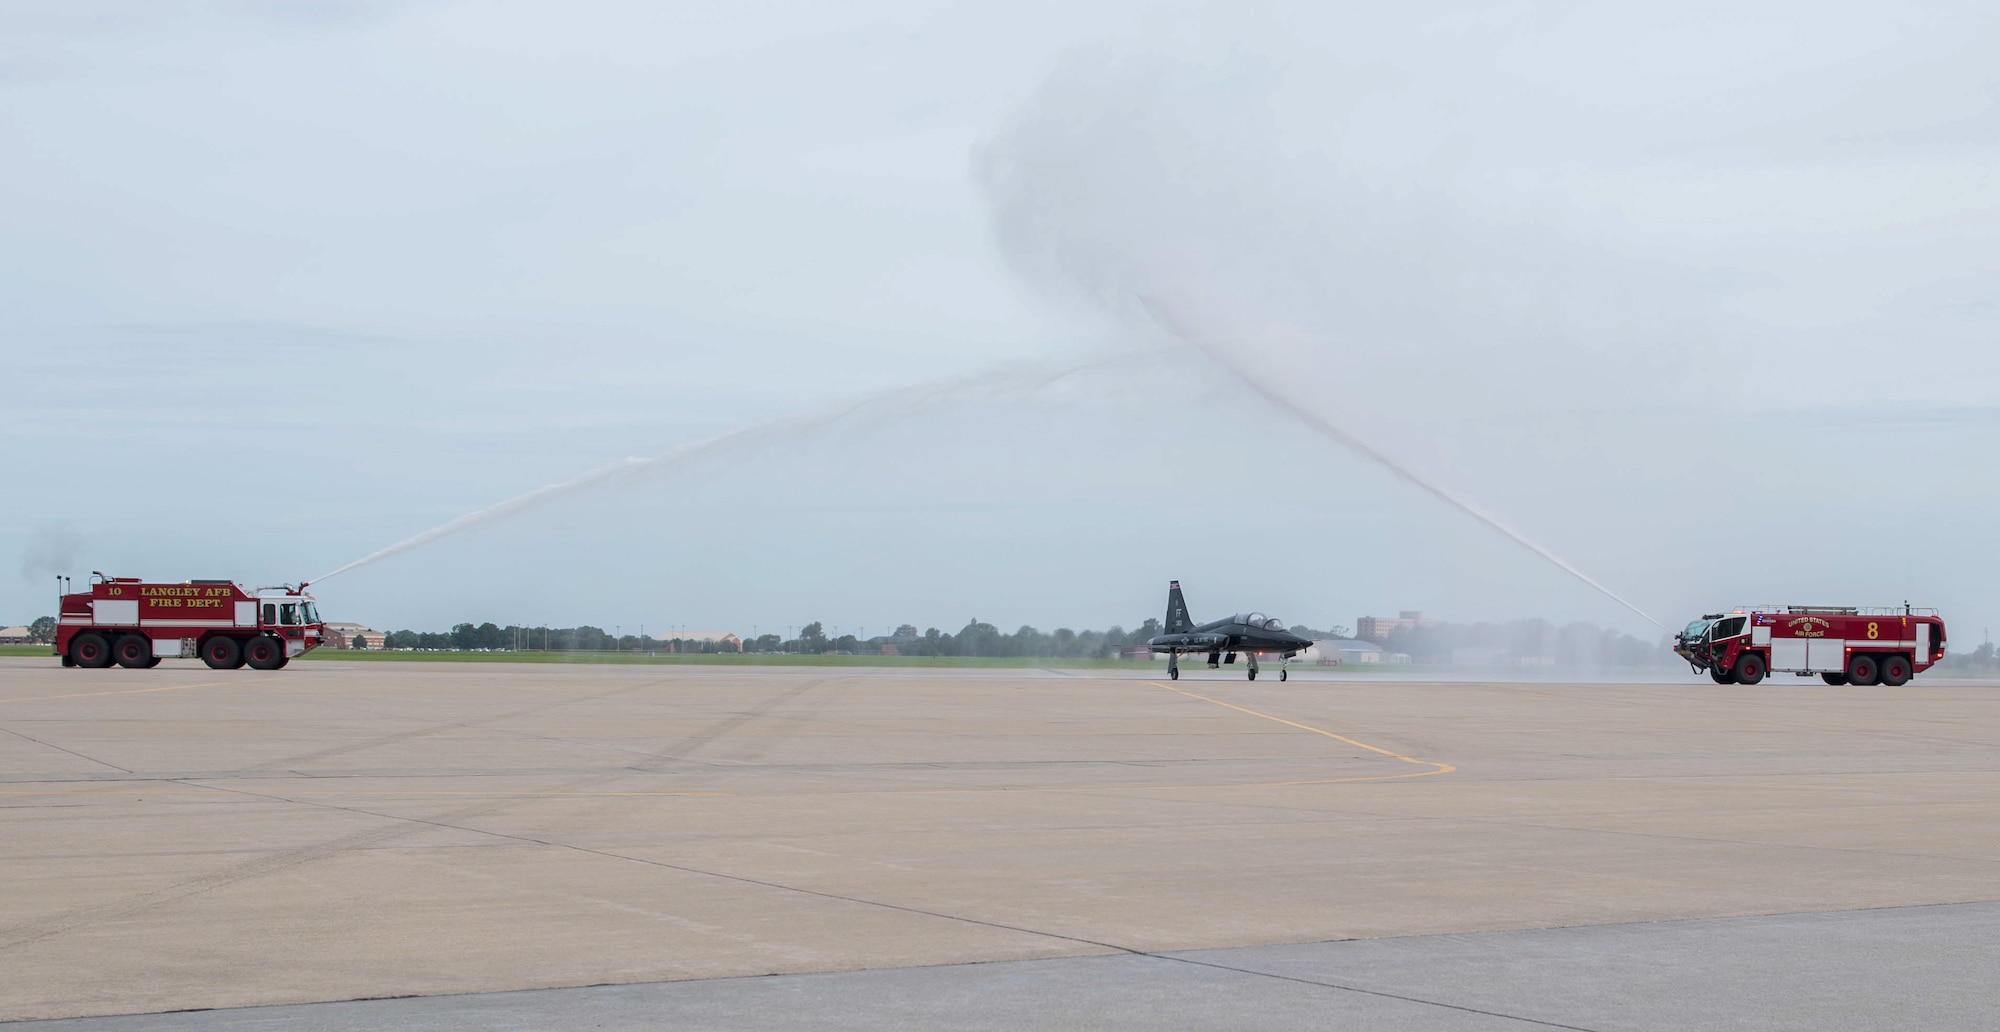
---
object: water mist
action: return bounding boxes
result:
[976,48,1667,631]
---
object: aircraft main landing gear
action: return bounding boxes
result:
[1167,652,1179,680]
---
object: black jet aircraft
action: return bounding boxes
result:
[1147,581,1314,681]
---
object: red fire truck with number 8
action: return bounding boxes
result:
[53,573,327,670]
[1674,605,1947,686]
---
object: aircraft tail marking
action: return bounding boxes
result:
[1165,580,1193,635]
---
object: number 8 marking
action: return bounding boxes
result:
[1867,622,1880,640]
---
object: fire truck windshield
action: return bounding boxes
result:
[302,601,319,624]
[1682,618,1715,641]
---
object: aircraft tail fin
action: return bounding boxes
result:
[1165,581,1193,634]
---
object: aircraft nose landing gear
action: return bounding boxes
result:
[1246,651,1260,681]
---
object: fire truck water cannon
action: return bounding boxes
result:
[1673,604,1947,687]
[54,573,327,670]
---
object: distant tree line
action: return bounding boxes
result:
[373,619,1183,657]
[367,616,1675,665]
[1939,640,1999,672]
[788,620,1175,658]
[380,624,747,654]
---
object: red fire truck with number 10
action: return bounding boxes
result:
[54,574,327,670]
[1674,605,1947,686]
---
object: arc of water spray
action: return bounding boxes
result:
[1134,293,1668,632]
[310,351,1132,586]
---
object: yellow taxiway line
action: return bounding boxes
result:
[1146,680,1456,785]
[0,679,1454,798]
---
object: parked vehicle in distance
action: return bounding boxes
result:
[1675,605,1946,686]
[54,572,326,670]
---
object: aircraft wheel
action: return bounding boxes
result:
[1169,667,1179,680]
[1279,669,1287,682]
[1247,668,1256,681]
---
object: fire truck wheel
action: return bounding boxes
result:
[1846,654,1880,686]
[1732,653,1766,685]
[114,634,152,668]
[1879,654,1912,687]
[243,636,285,670]
[72,633,112,669]
[202,636,242,669]
[1708,667,1735,685]
[1821,672,1850,686]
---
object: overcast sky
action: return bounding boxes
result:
[3,1,1996,644]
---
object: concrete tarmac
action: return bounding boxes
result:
[2,659,1997,1025]
[16,901,2000,1030]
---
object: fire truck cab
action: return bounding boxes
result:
[1675,605,1946,686]
[55,574,326,671]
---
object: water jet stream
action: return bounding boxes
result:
[1136,294,1667,631]
[311,352,1129,586]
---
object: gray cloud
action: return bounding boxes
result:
[1,1,1993,636]
[17,523,80,585]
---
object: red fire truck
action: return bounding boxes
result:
[54,573,327,670]
[1674,605,1947,686]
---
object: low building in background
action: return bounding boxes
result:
[0,626,33,645]
[672,631,742,652]
[864,633,921,657]
[1355,611,1429,640]
[1310,639,1412,665]
[323,622,388,649]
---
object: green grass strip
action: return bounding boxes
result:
[298,649,1169,668]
